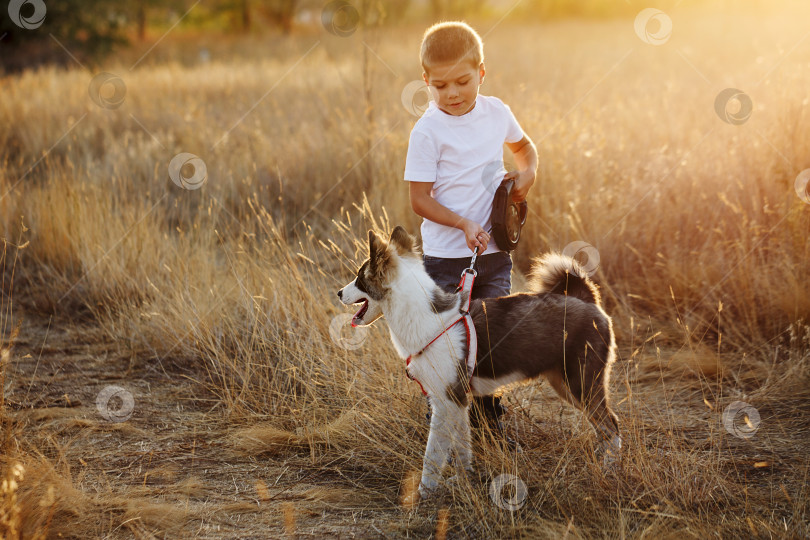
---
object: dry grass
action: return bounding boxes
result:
[1,1,809,537]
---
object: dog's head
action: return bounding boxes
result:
[336,226,417,327]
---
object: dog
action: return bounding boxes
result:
[337,226,621,499]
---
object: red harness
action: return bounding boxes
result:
[405,267,478,396]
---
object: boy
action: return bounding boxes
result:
[404,22,538,437]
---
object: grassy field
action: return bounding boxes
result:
[1,1,809,537]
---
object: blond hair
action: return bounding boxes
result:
[420,21,484,74]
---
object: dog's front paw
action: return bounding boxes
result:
[418,481,439,501]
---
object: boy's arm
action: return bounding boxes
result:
[409,182,491,252]
[504,134,538,202]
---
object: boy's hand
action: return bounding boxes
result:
[460,219,489,252]
[502,170,535,202]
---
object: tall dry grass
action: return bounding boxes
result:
[0,1,809,536]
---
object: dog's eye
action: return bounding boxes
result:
[355,262,371,294]
[355,276,370,295]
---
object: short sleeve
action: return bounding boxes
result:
[404,129,438,182]
[502,102,525,144]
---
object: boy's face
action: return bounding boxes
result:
[422,59,485,116]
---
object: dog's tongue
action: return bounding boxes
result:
[351,299,369,327]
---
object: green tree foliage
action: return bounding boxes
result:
[1,0,131,72]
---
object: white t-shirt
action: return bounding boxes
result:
[404,94,525,258]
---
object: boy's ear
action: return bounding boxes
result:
[389,226,415,256]
[478,62,486,84]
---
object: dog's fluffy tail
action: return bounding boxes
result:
[528,253,601,305]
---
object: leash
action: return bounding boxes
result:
[406,249,479,396]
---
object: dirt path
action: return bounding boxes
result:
[4,308,809,539]
[4,310,409,538]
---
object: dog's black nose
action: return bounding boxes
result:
[337,290,342,299]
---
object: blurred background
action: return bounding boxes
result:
[2,0,806,347]
[0,0,755,72]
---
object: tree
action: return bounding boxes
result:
[1,0,130,72]
[254,0,298,34]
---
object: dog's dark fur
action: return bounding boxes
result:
[431,253,619,439]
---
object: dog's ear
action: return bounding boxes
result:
[368,230,386,261]
[368,229,391,275]
[368,231,388,264]
[389,226,415,256]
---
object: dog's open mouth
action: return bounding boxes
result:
[351,299,369,327]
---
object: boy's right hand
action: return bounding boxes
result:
[460,219,489,253]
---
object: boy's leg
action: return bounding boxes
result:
[422,255,469,293]
[423,252,512,297]
[470,251,512,300]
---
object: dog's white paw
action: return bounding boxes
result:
[418,481,439,501]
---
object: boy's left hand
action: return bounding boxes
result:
[502,170,535,202]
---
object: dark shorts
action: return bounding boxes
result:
[423,251,512,300]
